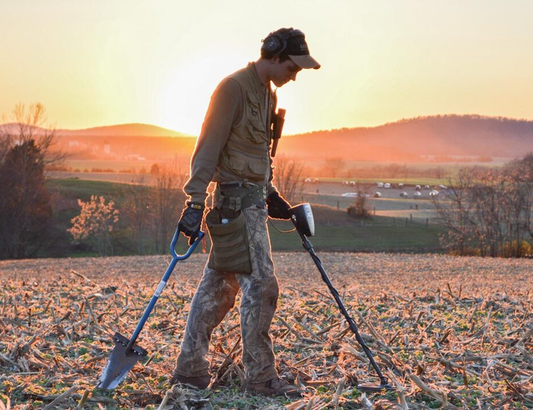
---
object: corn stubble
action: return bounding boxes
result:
[1,253,533,409]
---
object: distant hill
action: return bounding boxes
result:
[281,115,533,161]
[56,123,189,137]
[0,122,188,138]
[5,115,533,162]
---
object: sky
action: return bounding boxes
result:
[1,0,532,136]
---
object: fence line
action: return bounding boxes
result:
[352,215,443,228]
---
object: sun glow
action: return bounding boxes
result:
[156,51,249,136]
[1,1,533,134]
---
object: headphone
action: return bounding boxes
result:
[261,28,305,56]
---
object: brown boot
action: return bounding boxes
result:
[246,377,301,397]
[170,372,211,389]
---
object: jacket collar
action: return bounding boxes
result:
[248,62,269,95]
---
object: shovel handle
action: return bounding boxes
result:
[127,228,205,350]
[171,229,204,259]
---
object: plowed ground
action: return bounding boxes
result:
[1,252,533,409]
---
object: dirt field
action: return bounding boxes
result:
[1,252,533,409]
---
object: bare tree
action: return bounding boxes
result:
[433,168,478,255]
[151,167,187,253]
[322,157,345,178]
[386,163,404,179]
[119,166,188,254]
[272,155,308,203]
[121,176,152,254]
[434,163,533,257]
[1,103,65,165]
[345,183,371,219]
[501,158,533,256]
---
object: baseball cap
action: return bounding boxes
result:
[263,28,321,70]
[285,30,321,70]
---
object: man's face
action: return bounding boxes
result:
[270,57,302,88]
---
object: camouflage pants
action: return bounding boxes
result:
[174,206,279,383]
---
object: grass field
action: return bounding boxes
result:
[269,212,445,253]
[63,160,158,172]
[48,179,131,202]
[2,253,532,408]
[46,179,446,257]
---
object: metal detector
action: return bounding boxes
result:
[97,229,205,389]
[289,203,393,392]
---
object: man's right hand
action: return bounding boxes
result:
[178,202,204,245]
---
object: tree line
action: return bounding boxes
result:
[0,104,308,259]
[434,156,533,257]
[0,104,65,259]
[0,104,188,258]
[4,104,533,259]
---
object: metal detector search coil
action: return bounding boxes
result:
[289,203,315,237]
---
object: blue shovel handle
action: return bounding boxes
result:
[170,228,204,259]
[127,229,205,350]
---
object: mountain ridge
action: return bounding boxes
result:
[0,122,189,138]
[56,123,190,137]
[4,114,533,161]
[281,114,533,160]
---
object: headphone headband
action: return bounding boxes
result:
[262,28,305,56]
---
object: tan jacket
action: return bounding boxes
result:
[184,63,277,205]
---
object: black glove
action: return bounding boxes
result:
[266,191,291,220]
[178,202,204,245]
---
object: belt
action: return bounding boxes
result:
[214,182,267,211]
[218,182,245,189]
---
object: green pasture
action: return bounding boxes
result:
[47,178,128,201]
[269,216,445,252]
[63,159,156,172]
[46,178,446,257]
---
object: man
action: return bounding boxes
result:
[172,28,320,397]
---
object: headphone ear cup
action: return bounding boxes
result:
[262,35,282,54]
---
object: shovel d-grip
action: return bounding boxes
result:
[97,228,205,389]
[289,204,393,393]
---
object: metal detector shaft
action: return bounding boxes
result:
[126,229,205,350]
[297,231,389,387]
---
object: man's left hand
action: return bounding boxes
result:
[266,191,291,220]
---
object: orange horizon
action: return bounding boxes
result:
[2,2,533,136]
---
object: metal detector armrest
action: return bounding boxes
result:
[171,229,204,259]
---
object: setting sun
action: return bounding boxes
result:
[2,1,533,135]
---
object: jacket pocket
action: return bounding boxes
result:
[227,155,267,178]
[248,158,268,175]
[206,208,252,274]
[230,156,246,173]
[246,92,267,143]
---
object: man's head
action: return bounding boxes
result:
[259,28,320,87]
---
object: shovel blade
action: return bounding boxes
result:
[97,332,148,389]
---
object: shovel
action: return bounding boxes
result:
[289,203,394,393]
[97,228,205,389]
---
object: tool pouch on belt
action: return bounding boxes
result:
[206,208,252,274]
